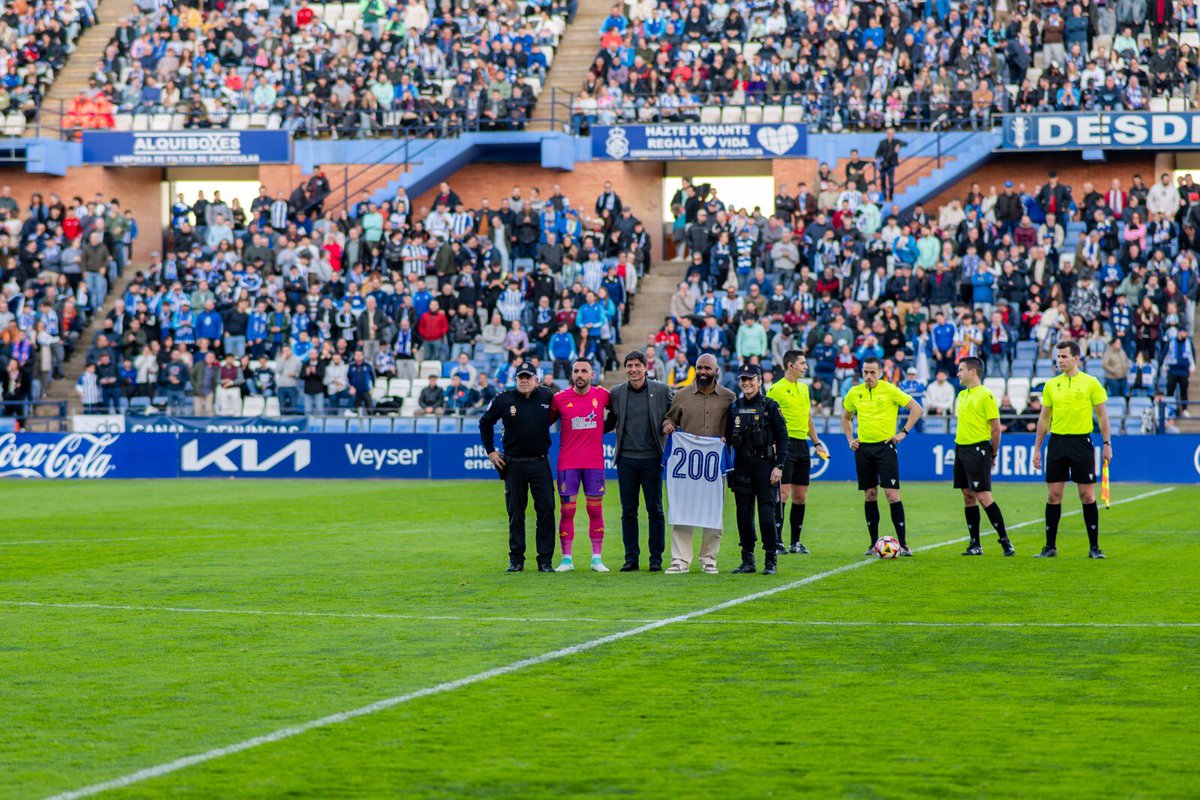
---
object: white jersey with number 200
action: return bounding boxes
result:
[662,432,730,529]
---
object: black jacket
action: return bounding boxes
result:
[605,379,674,459]
[725,392,789,469]
[479,386,555,457]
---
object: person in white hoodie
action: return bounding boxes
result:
[1146,171,1181,219]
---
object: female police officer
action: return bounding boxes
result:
[726,364,789,575]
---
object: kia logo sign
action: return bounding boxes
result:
[180,438,312,473]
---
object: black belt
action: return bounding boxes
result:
[506,455,547,462]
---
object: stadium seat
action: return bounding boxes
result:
[389,378,410,397]
[721,106,744,124]
[924,417,949,434]
[391,418,416,432]
[762,105,783,123]
[414,417,439,432]
[5,112,25,136]
[323,418,347,433]
[419,360,442,379]
[230,113,251,130]
[700,106,721,124]
[438,416,464,432]
[783,106,804,123]
[743,106,763,124]
[132,114,150,130]
[371,383,388,401]
[264,397,281,417]
[984,378,1006,397]
[307,417,325,432]
[242,396,266,416]
[150,113,172,131]
[249,113,270,128]
[114,113,133,131]
[368,418,393,433]
[435,378,452,390]
[345,418,362,433]
[1149,97,1168,112]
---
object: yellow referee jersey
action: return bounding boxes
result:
[955,385,999,445]
[767,377,811,439]
[843,381,913,443]
[1042,371,1107,435]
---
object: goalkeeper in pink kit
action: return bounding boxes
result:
[550,358,611,572]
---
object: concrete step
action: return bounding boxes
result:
[44,0,141,107]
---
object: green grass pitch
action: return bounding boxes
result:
[2,479,1198,799]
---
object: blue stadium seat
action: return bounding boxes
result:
[344,418,363,433]
[391,418,417,433]
[323,418,347,433]
[414,417,439,432]
[307,417,325,432]
[368,418,393,433]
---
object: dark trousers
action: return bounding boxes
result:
[732,457,778,556]
[617,454,665,565]
[880,165,896,200]
[1167,372,1190,410]
[504,456,556,566]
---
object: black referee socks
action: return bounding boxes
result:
[790,503,806,545]
[984,502,1008,541]
[865,501,880,543]
[964,505,982,545]
[888,501,907,546]
[1082,502,1100,548]
[1045,503,1062,548]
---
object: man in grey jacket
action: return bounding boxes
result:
[273,345,302,415]
[605,350,674,571]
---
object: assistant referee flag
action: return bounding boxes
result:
[767,377,811,439]
[842,381,913,443]
[1042,372,1107,434]
[954,385,1000,444]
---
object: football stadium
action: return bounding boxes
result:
[2,0,1200,796]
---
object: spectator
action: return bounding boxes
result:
[925,370,956,416]
[414,374,445,416]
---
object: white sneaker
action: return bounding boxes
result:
[591,558,609,573]
[701,565,719,574]
[664,565,688,574]
[555,559,574,572]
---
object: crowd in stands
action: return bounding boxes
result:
[572,0,1200,133]
[1,187,137,421]
[68,176,647,419]
[648,166,1196,434]
[62,0,567,134]
[0,0,96,126]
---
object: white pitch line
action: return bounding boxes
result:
[41,486,1174,800]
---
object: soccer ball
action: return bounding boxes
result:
[873,536,901,559]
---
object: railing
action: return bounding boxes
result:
[3,400,69,432]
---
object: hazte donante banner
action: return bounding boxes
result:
[592,123,807,160]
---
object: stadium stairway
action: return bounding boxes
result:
[42,263,146,414]
[619,261,688,362]
[42,0,140,111]
[527,4,613,132]
[889,131,999,214]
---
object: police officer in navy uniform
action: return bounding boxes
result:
[479,360,557,572]
[726,364,789,575]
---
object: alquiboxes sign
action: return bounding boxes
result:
[81,131,292,166]
[2,432,1198,482]
[1003,112,1200,150]
[592,123,807,160]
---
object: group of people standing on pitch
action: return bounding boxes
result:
[478,338,1114,573]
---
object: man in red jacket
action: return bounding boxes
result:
[418,299,450,361]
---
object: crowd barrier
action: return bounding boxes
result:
[1,433,1198,482]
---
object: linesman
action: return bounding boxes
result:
[953,357,1014,556]
[766,349,829,554]
[1032,340,1112,559]
[479,360,557,573]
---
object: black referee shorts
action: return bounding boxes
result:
[781,439,811,485]
[1046,434,1098,484]
[953,441,993,492]
[855,441,900,491]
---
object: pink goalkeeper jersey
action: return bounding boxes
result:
[553,385,610,470]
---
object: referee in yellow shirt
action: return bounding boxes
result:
[767,349,830,554]
[1032,340,1113,559]
[954,357,1015,556]
[841,356,924,556]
